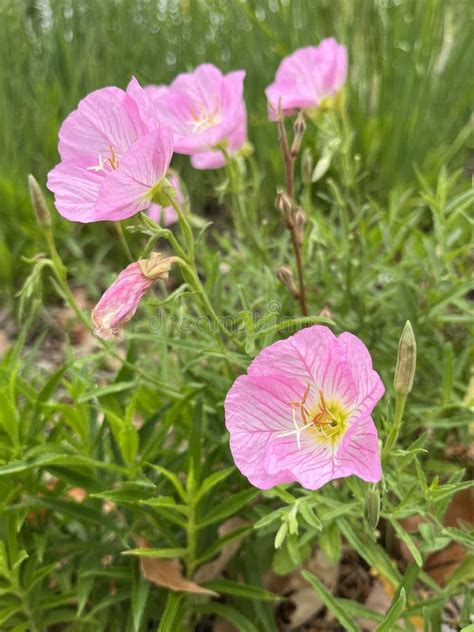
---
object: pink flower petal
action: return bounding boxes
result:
[58,87,142,161]
[335,416,381,483]
[337,332,385,417]
[47,156,107,222]
[95,128,174,222]
[264,434,335,491]
[125,76,161,134]
[248,325,357,409]
[225,374,303,489]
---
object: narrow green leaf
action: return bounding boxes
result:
[302,570,361,632]
[197,489,258,529]
[122,548,187,559]
[194,603,258,632]
[203,578,281,602]
[374,588,406,632]
[157,592,185,632]
[389,519,423,567]
[194,467,234,504]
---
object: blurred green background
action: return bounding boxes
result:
[0,0,472,302]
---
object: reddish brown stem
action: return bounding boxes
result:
[277,110,309,316]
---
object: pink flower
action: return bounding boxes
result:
[224,325,384,490]
[47,78,174,222]
[265,38,348,119]
[92,253,176,340]
[147,170,184,226]
[145,64,247,165]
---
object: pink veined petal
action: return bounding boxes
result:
[95,128,174,222]
[334,416,381,483]
[264,433,335,491]
[58,87,141,161]
[46,156,107,223]
[224,374,305,489]
[125,76,161,134]
[248,325,357,409]
[337,332,385,416]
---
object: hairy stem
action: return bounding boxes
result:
[383,393,407,457]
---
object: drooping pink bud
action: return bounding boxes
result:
[92,253,177,340]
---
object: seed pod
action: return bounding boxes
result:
[366,486,380,530]
[293,209,306,247]
[394,321,417,395]
[277,265,299,298]
[290,111,306,157]
[275,191,294,228]
[28,174,51,228]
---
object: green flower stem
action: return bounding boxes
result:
[114,221,134,262]
[186,497,197,577]
[164,194,195,262]
[383,392,407,457]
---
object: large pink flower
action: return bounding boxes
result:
[145,64,247,164]
[265,38,348,119]
[47,78,173,222]
[224,325,384,490]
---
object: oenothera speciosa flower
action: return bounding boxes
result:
[265,38,348,119]
[145,63,247,169]
[225,325,384,490]
[92,252,178,340]
[47,77,174,222]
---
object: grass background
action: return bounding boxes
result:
[0,1,472,630]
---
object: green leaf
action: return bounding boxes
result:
[302,570,361,632]
[131,571,150,632]
[339,519,402,587]
[122,548,187,559]
[148,464,187,502]
[197,489,258,529]
[139,497,188,514]
[157,592,185,632]
[203,578,281,602]
[194,467,234,504]
[194,603,259,632]
[445,554,474,588]
[389,519,423,567]
[374,588,406,632]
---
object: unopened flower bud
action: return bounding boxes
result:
[394,320,417,395]
[277,266,299,298]
[290,111,306,157]
[366,486,380,530]
[275,191,294,228]
[92,252,178,341]
[28,174,51,228]
[301,148,313,185]
[293,209,306,247]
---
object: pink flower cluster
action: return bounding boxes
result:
[47,67,248,223]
